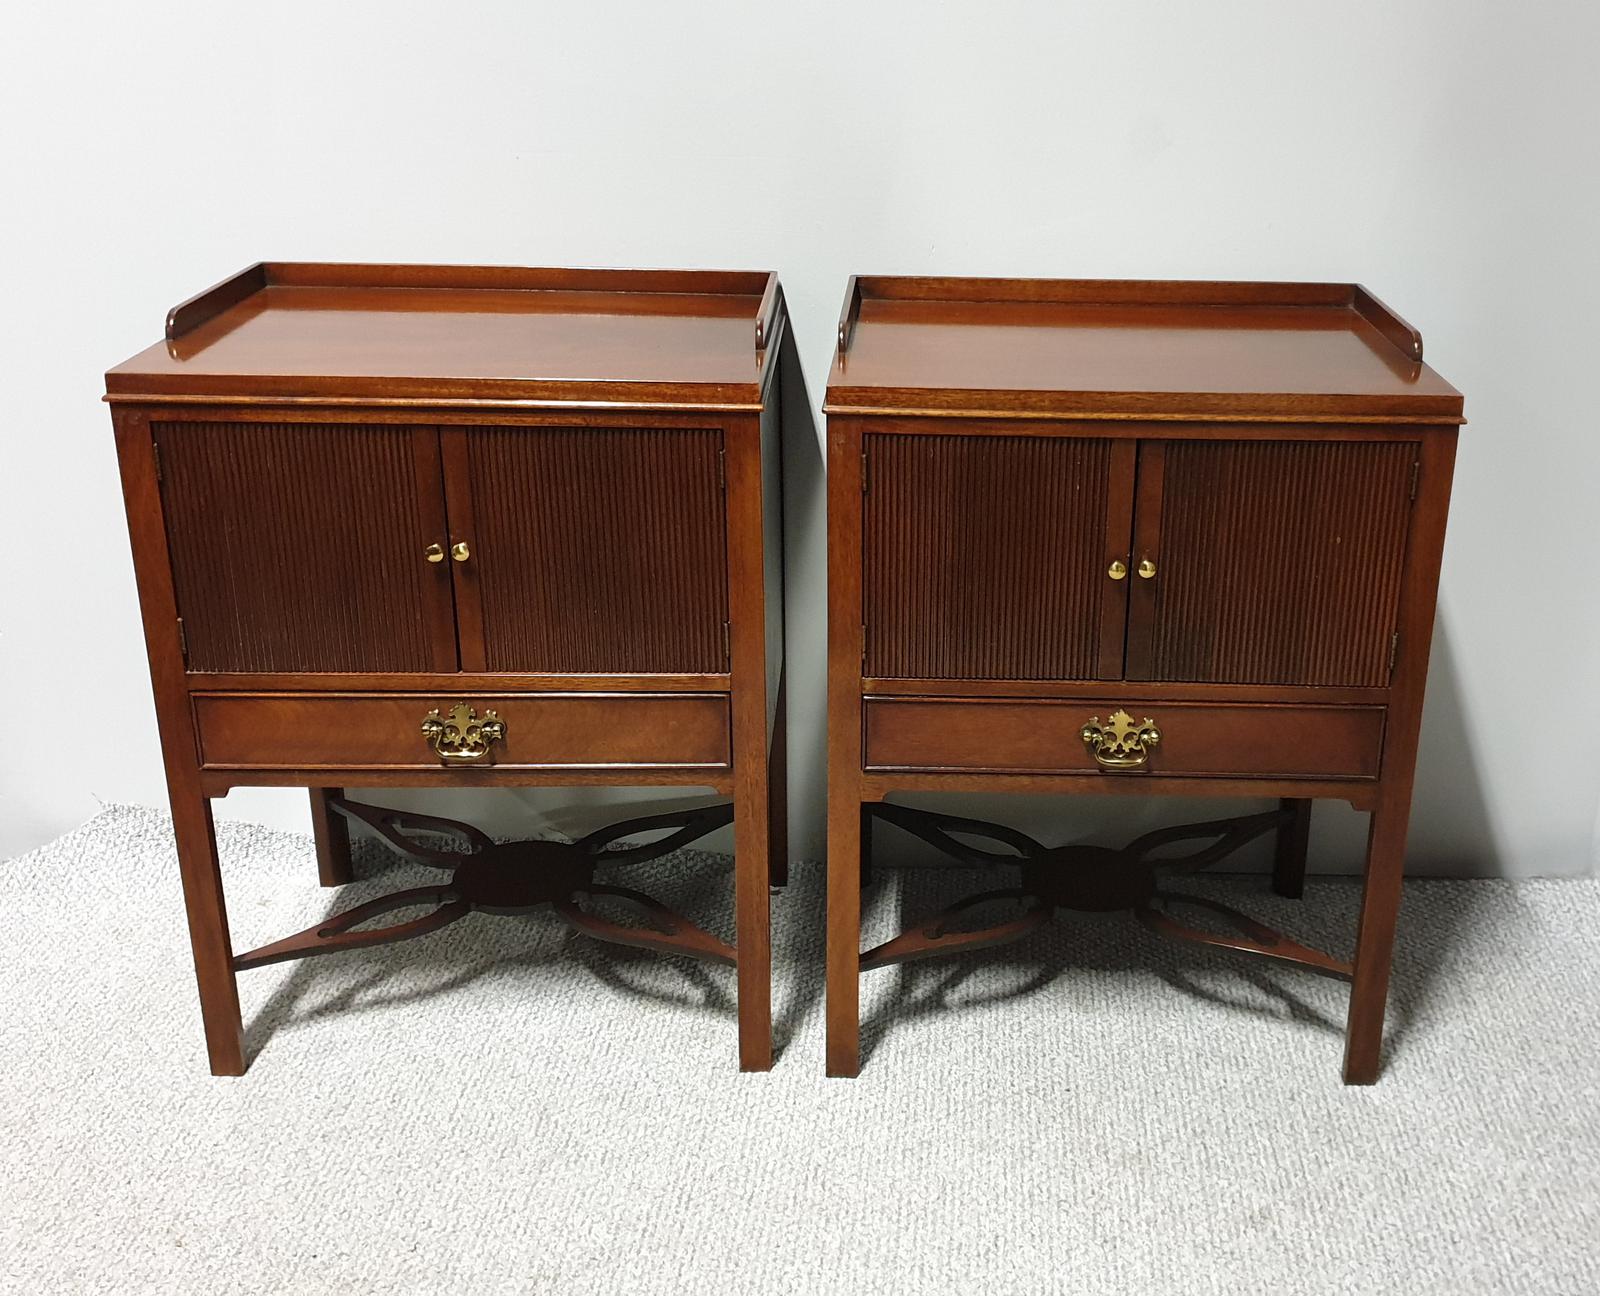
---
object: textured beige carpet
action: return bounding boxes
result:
[2,805,1597,1294]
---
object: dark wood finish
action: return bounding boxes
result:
[837,275,863,354]
[155,420,457,673]
[112,408,244,1075]
[184,671,731,693]
[827,278,1463,423]
[191,692,732,771]
[445,426,729,674]
[1343,430,1457,1083]
[166,263,268,340]
[726,410,779,1069]
[861,770,1380,812]
[1351,285,1424,363]
[862,697,1385,780]
[1273,798,1313,899]
[826,276,1462,1083]
[1132,439,1416,686]
[233,800,738,972]
[754,277,782,352]
[109,264,787,1075]
[857,802,1353,978]
[309,787,353,887]
[862,432,1131,680]
[825,419,866,1077]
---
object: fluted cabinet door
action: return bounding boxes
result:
[443,427,730,675]
[1126,439,1418,686]
[862,431,1135,681]
[154,421,457,673]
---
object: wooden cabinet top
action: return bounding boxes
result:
[106,263,784,410]
[826,277,1463,423]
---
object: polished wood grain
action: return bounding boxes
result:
[112,407,244,1075]
[191,693,732,771]
[726,411,778,1070]
[862,432,1130,680]
[110,264,779,408]
[155,420,457,673]
[1131,439,1416,686]
[1343,430,1458,1083]
[825,276,1462,1083]
[827,278,1463,423]
[448,426,729,674]
[182,671,731,693]
[109,265,788,1075]
[859,770,1382,812]
[825,418,866,1077]
[200,768,735,797]
[863,697,1385,780]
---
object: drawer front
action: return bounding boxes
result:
[863,697,1384,780]
[193,693,730,771]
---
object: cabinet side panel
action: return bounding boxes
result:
[864,432,1111,680]
[1149,439,1415,687]
[466,427,730,673]
[156,421,445,673]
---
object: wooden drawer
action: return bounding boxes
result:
[863,696,1384,780]
[192,692,730,771]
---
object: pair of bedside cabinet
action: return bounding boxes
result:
[107,265,1463,1084]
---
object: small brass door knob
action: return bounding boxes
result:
[1107,559,1128,581]
[451,541,471,562]
[425,543,445,563]
[1137,558,1157,579]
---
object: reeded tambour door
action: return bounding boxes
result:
[1126,439,1418,686]
[155,421,457,673]
[862,431,1135,680]
[443,426,730,674]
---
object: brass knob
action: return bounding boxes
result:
[1107,559,1128,581]
[425,543,445,564]
[1137,558,1157,579]
[451,541,471,562]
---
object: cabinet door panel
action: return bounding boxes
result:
[447,427,729,674]
[155,421,456,673]
[1129,439,1416,687]
[863,432,1133,681]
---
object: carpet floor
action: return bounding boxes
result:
[2,805,1597,1294]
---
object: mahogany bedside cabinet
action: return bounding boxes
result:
[106,263,788,1075]
[823,276,1462,1083]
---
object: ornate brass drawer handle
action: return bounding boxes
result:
[421,703,506,764]
[1081,708,1161,770]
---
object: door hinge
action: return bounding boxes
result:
[1388,631,1400,676]
[1409,460,1420,502]
[176,617,188,659]
[861,451,869,493]
[722,620,731,666]
[861,625,868,663]
[717,447,726,490]
[152,441,163,484]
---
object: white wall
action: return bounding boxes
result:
[3,1,1597,877]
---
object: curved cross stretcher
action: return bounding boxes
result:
[233,799,737,972]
